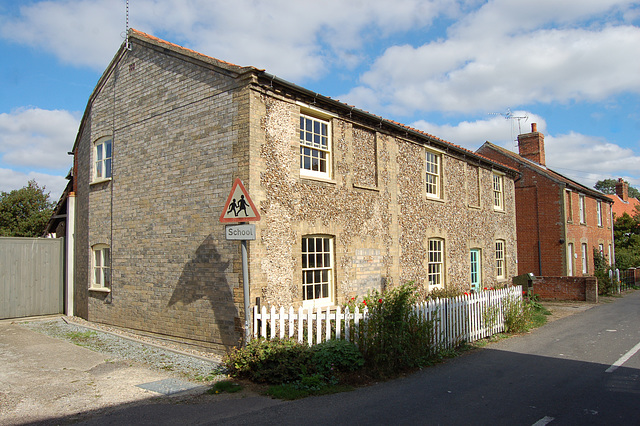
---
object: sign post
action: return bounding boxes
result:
[220,179,260,346]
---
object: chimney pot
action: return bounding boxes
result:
[532,123,537,132]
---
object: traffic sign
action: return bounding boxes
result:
[219,178,260,223]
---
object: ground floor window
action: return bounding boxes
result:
[302,236,333,306]
[496,240,506,279]
[92,244,110,289]
[428,238,444,288]
[567,243,574,276]
[581,243,588,274]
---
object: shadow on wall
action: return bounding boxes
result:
[168,234,240,347]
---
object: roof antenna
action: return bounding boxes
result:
[124,0,132,50]
[489,108,528,147]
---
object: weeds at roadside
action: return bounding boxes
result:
[207,380,243,395]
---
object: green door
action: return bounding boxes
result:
[470,249,481,291]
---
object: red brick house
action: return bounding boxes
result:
[477,123,615,276]
[605,178,640,219]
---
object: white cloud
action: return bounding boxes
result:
[0,107,79,170]
[0,168,68,201]
[0,0,458,80]
[343,2,640,115]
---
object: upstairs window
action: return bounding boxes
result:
[92,244,111,289]
[302,236,333,306]
[597,200,602,226]
[425,150,441,198]
[493,173,504,210]
[579,195,586,224]
[300,114,330,179]
[94,137,112,181]
[566,190,573,222]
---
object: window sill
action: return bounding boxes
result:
[89,287,111,293]
[426,195,445,204]
[300,176,336,186]
[493,207,506,214]
[90,177,112,186]
[353,183,379,192]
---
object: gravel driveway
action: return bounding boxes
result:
[0,316,241,425]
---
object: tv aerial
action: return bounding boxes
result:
[489,108,529,146]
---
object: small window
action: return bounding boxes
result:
[597,201,602,226]
[300,114,330,179]
[566,190,573,222]
[94,138,112,181]
[302,236,333,306]
[425,150,441,198]
[579,195,586,224]
[496,240,506,279]
[92,245,111,289]
[493,173,504,210]
[581,243,588,274]
[428,238,444,288]
[567,243,574,276]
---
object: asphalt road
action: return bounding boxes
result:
[46,292,640,425]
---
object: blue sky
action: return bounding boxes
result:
[1,0,640,201]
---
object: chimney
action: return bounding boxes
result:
[517,123,546,166]
[615,178,628,202]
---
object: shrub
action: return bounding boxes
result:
[225,338,313,384]
[352,282,438,376]
[312,339,364,376]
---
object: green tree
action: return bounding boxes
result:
[594,179,640,199]
[613,212,640,270]
[0,180,55,237]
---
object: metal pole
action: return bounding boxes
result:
[241,238,250,346]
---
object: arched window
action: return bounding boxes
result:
[94,137,112,181]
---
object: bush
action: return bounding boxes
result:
[502,295,530,333]
[225,338,313,384]
[312,339,364,376]
[352,283,437,376]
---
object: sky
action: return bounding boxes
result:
[1,0,639,201]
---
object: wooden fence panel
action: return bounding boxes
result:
[0,237,64,319]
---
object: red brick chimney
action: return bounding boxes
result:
[517,123,546,166]
[615,178,628,202]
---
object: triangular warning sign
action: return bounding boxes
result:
[219,178,261,223]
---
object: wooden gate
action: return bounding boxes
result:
[0,237,64,319]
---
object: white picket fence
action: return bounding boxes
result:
[252,286,523,348]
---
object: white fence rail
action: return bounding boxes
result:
[252,286,522,348]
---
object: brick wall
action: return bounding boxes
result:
[533,276,598,302]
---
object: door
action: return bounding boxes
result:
[470,249,481,291]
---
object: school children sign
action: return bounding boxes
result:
[219,178,261,223]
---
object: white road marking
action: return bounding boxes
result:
[606,340,640,373]
[532,416,555,425]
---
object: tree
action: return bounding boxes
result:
[0,180,55,237]
[594,179,640,199]
[613,212,640,270]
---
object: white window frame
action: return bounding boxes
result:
[302,235,333,307]
[299,114,331,180]
[567,243,574,276]
[581,243,588,274]
[597,200,602,226]
[428,238,445,289]
[94,137,112,182]
[425,150,441,198]
[493,172,504,211]
[496,240,506,279]
[91,244,111,290]
[579,195,586,224]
